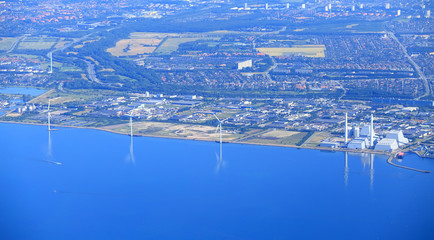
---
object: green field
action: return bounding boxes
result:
[154,37,200,54]
[288,21,384,33]
[60,66,82,72]
[244,130,309,146]
[17,37,58,50]
[0,37,17,51]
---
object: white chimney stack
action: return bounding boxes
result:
[345,112,348,144]
[370,113,374,147]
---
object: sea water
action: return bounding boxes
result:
[0,123,433,240]
[0,87,46,96]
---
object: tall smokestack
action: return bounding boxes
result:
[345,112,348,144]
[370,113,374,147]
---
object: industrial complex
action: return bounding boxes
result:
[321,113,409,152]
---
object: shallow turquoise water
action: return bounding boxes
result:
[0,123,433,239]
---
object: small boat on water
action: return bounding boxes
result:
[397,152,405,159]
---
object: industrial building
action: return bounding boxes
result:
[375,138,399,151]
[320,141,340,148]
[237,60,252,70]
[347,138,368,149]
[385,130,409,146]
[347,113,375,149]
[360,125,372,137]
[322,113,410,152]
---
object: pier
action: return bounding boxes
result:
[387,153,431,173]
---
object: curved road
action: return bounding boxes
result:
[387,31,431,99]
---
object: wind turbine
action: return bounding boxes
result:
[130,113,133,137]
[128,112,135,164]
[214,114,223,163]
[47,99,51,131]
[370,154,374,190]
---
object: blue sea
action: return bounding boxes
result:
[0,123,433,240]
[0,87,46,96]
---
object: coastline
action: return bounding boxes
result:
[0,120,391,157]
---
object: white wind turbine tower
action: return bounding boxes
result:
[129,113,135,164]
[47,99,51,131]
[130,113,133,137]
[214,114,223,162]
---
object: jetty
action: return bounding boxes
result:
[387,152,431,173]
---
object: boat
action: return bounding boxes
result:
[397,152,405,159]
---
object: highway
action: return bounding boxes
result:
[387,31,431,99]
[7,34,30,53]
[84,60,102,84]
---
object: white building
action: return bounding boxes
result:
[347,138,368,149]
[353,126,360,138]
[375,138,399,151]
[386,130,409,146]
[237,60,252,70]
[320,141,340,148]
[360,125,372,137]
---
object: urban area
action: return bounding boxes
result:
[1,0,433,159]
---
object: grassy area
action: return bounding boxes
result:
[244,130,309,146]
[54,39,72,49]
[155,37,200,54]
[107,38,161,56]
[303,131,331,148]
[289,21,384,33]
[60,66,82,72]
[257,45,326,57]
[31,89,123,105]
[104,121,241,141]
[0,37,17,50]
[17,37,57,50]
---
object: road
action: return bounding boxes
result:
[84,60,102,84]
[387,31,431,99]
[46,33,92,58]
[7,34,30,53]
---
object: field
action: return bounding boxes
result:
[256,45,326,57]
[73,38,100,49]
[104,121,239,141]
[107,38,161,56]
[17,37,57,50]
[30,89,120,105]
[243,130,309,146]
[154,38,200,54]
[54,38,72,49]
[60,66,82,72]
[129,32,178,39]
[0,37,17,50]
[288,21,384,33]
[301,131,331,148]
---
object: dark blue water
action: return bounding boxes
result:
[0,87,46,96]
[0,123,433,240]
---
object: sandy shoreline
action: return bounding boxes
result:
[0,120,391,157]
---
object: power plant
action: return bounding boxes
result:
[322,112,409,152]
